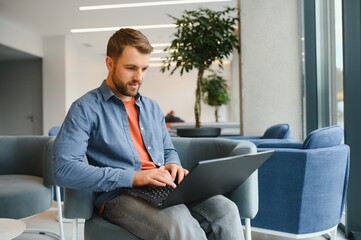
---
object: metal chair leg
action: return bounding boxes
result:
[55,185,65,240]
[244,218,252,240]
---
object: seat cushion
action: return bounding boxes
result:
[0,175,52,219]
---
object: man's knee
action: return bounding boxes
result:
[207,195,240,216]
[218,195,239,216]
[157,205,206,239]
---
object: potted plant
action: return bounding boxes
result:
[160,6,239,135]
[202,73,230,122]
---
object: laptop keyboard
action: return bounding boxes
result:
[133,185,175,200]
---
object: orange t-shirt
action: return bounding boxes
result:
[123,99,156,170]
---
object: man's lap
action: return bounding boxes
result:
[102,193,243,240]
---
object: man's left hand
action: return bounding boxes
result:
[162,164,189,185]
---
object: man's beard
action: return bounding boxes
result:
[112,75,140,97]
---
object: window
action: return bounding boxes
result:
[315,0,344,128]
[303,0,343,135]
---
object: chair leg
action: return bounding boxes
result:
[244,218,252,240]
[55,186,65,240]
[23,229,62,239]
[19,186,64,240]
[322,227,338,240]
[72,218,79,240]
[330,227,337,240]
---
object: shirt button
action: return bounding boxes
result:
[148,146,151,150]
[140,127,144,131]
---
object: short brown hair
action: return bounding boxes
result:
[106,28,153,60]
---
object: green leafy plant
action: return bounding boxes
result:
[160,7,239,128]
[202,74,230,122]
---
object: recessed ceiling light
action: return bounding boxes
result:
[79,0,231,11]
[151,43,171,48]
[150,57,164,62]
[152,49,164,54]
[71,24,176,33]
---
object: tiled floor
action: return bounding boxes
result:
[14,207,349,240]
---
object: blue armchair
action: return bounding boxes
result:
[222,123,296,146]
[251,125,350,239]
[48,126,61,136]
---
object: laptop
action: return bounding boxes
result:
[126,150,273,209]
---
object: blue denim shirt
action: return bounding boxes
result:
[53,81,181,207]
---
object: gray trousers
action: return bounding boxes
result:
[103,193,244,240]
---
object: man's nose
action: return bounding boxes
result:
[133,69,143,80]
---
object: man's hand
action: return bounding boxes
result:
[163,163,189,185]
[133,164,189,188]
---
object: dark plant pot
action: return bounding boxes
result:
[176,127,221,138]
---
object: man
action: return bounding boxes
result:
[53,28,244,240]
[165,110,185,123]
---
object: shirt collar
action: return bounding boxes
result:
[100,80,115,101]
[99,80,142,102]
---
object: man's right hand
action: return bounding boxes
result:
[133,166,177,188]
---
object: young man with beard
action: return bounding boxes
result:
[53,28,244,240]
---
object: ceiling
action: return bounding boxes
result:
[0,0,237,60]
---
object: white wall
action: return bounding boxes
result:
[0,17,43,57]
[142,64,231,124]
[42,36,107,133]
[42,36,67,133]
[240,0,303,140]
[65,37,107,109]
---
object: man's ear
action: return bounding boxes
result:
[106,56,113,71]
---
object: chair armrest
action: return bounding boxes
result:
[256,141,303,149]
[55,152,94,219]
[63,188,94,219]
[226,171,259,219]
[43,138,55,187]
[227,139,258,218]
[220,135,262,140]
